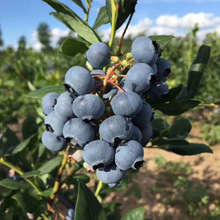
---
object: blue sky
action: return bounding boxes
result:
[1,0,220,49]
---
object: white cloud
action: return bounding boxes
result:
[156,13,220,29]
[100,18,153,41]
[50,28,70,44]
[33,42,43,51]
[100,12,220,43]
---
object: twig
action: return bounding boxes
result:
[117,1,137,55]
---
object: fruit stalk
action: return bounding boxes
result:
[0,157,43,196]
[108,0,118,49]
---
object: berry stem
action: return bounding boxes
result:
[50,147,69,200]
[0,157,43,196]
[103,62,122,87]
[95,180,104,198]
[117,1,137,55]
[108,0,118,50]
[114,73,127,77]
[90,83,103,94]
[107,80,125,93]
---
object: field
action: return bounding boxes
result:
[0,1,220,219]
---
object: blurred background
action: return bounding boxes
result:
[0,0,220,219]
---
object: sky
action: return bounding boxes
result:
[1,0,220,50]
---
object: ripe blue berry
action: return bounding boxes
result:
[99,115,134,145]
[63,118,95,148]
[148,81,169,99]
[131,36,159,64]
[54,92,75,120]
[110,91,143,117]
[124,63,154,93]
[67,209,75,219]
[72,94,105,120]
[42,131,66,152]
[141,123,153,145]
[64,66,94,95]
[83,140,115,169]
[128,126,142,143]
[132,101,153,128]
[96,163,126,187]
[45,111,66,136]
[156,58,171,81]
[42,92,59,115]
[115,140,144,171]
[86,42,110,69]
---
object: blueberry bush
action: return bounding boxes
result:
[0,0,218,219]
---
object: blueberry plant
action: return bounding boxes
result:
[0,0,214,219]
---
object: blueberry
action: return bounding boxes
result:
[67,209,75,219]
[96,163,126,187]
[99,115,134,145]
[132,101,153,128]
[72,94,105,120]
[150,63,158,75]
[86,42,110,69]
[124,63,154,94]
[128,126,142,143]
[83,140,115,170]
[131,36,159,64]
[148,81,169,99]
[141,123,153,145]
[91,69,106,76]
[156,58,171,81]
[45,111,66,136]
[63,118,95,148]
[64,66,94,95]
[115,140,144,171]
[103,88,118,100]
[110,91,143,117]
[42,92,59,115]
[54,92,75,120]
[42,131,66,152]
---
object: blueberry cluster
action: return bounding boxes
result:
[41,37,171,187]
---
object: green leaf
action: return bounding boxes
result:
[167,143,213,155]
[12,134,38,155]
[1,128,20,156]
[75,180,107,220]
[71,0,87,13]
[187,45,211,98]
[43,0,101,44]
[38,155,63,175]
[170,118,192,139]
[28,85,64,100]
[149,35,175,51]
[153,138,189,147]
[21,170,41,178]
[153,99,200,115]
[22,116,38,140]
[93,6,110,30]
[60,38,87,57]
[0,179,29,190]
[121,207,145,220]
[42,188,54,197]
[174,86,190,101]
[151,118,170,137]
[73,174,90,183]
[12,191,45,215]
[106,0,137,30]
